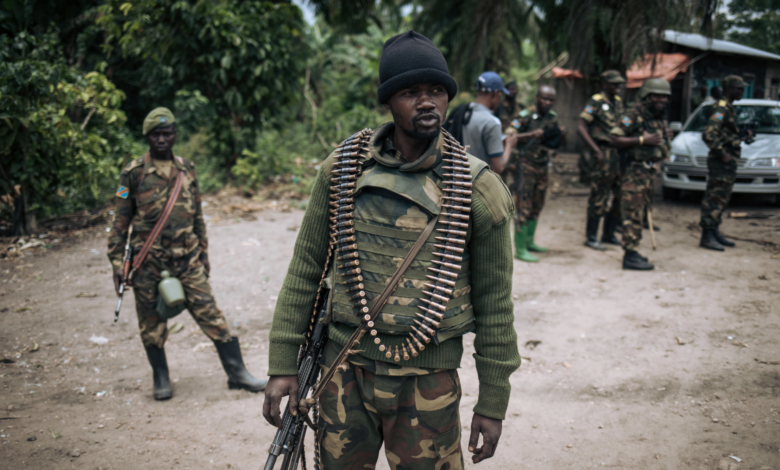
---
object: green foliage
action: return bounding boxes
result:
[0,31,138,220]
[97,0,309,164]
[716,0,780,55]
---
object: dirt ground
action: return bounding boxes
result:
[1,162,779,470]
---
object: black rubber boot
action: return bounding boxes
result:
[700,228,725,251]
[144,345,173,401]
[714,227,735,247]
[622,250,654,270]
[600,213,621,245]
[214,337,267,392]
[584,217,607,250]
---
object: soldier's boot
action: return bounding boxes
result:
[584,217,607,251]
[699,228,725,251]
[214,337,267,392]
[514,227,539,263]
[600,213,622,245]
[144,345,173,401]
[526,220,548,253]
[713,227,735,247]
[622,250,654,271]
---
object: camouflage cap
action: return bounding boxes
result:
[600,70,626,84]
[142,107,176,135]
[722,75,747,89]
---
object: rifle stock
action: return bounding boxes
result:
[264,291,330,470]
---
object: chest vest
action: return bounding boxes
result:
[627,107,671,163]
[322,129,486,362]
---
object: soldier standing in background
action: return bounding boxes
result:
[263,31,520,469]
[504,85,565,263]
[609,79,672,271]
[496,79,525,131]
[577,70,625,251]
[699,75,750,251]
[107,108,266,400]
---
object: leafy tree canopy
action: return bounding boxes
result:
[97,0,309,163]
[716,0,780,55]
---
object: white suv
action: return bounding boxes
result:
[661,99,780,205]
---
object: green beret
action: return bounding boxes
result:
[722,75,747,89]
[142,107,176,135]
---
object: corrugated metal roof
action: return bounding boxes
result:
[664,30,780,61]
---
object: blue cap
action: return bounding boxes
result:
[476,72,510,95]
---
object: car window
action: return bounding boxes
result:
[685,104,780,134]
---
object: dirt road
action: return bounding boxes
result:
[1,174,779,470]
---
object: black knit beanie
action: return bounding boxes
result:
[377,31,458,104]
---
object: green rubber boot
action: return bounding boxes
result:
[514,226,539,262]
[526,220,548,253]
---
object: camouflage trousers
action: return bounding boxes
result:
[700,156,737,229]
[620,162,655,252]
[317,340,463,470]
[587,146,622,219]
[515,160,549,229]
[131,251,230,348]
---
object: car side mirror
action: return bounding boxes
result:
[669,122,682,132]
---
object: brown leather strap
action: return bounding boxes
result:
[309,214,439,400]
[129,156,185,277]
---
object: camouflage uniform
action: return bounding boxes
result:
[107,153,230,348]
[700,99,740,229]
[580,93,624,219]
[502,105,559,229]
[611,99,671,252]
[317,341,463,470]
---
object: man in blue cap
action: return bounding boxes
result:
[462,72,519,173]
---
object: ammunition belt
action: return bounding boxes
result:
[309,128,473,363]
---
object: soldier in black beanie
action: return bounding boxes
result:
[264,30,518,470]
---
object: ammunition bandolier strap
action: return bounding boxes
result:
[311,129,475,363]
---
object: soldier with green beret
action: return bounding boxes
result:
[609,79,673,270]
[699,75,750,251]
[577,70,626,250]
[263,31,520,469]
[107,107,266,400]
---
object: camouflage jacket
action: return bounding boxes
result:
[511,105,560,164]
[496,98,526,132]
[107,153,207,273]
[703,100,741,158]
[580,92,624,144]
[611,99,671,163]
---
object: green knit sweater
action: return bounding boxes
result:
[268,126,521,420]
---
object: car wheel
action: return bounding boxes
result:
[662,186,681,201]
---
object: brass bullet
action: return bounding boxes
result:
[413,320,436,336]
[339,259,359,268]
[423,283,452,295]
[415,312,441,328]
[435,236,465,245]
[350,291,365,300]
[335,228,356,237]
[443,173,473,180]
[431,260,461,270]
[406,338,419,357]
[425,275,456,287]
[337,252,359,261]
[401,344,410,361]
[374,337,381,344]
[432,252,463,262]
[433,244,464,254]
[440,212,469,221]
[428,267,458,279]
[422,290,450,303]
[341,268,361,276]
[370,329,378,336]
[409,333,425,351]
[440,220,468,228]
[394,346,401,362]
[342,275,363,284]
[337,235,357,244]
[419,299,446,314]
[441,204,471,213]
[346,283,364,292]
[441,196,470,204]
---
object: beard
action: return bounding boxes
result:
[391,108,442,141]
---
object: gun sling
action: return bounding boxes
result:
[128,154,186,280]
[304,214,440,406]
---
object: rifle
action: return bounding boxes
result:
[114,226,133,322]
[264,291,329,470]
